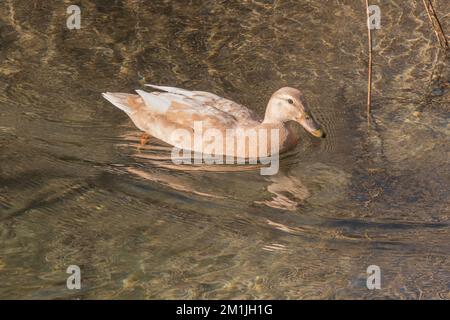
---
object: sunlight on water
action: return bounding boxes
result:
[0,0,448,299]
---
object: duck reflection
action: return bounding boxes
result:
[117,130,311,211]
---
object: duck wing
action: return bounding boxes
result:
[134,86,236,130]
[145,84,260,126]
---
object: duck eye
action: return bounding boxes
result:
[287,99,294,104]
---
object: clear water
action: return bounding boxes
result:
[0,0,449,299]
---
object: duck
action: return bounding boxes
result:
[102,85,325,159]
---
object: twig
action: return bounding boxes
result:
[422,0,449,50]
[365,0,372,125]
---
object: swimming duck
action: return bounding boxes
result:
[102,85,324,158]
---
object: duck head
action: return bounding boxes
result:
[263,87,325,138]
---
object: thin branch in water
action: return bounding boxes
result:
[422,0,449,50]
[365,0,373,125]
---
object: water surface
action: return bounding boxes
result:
[0,0,449,299]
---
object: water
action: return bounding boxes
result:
[0,0,449,299]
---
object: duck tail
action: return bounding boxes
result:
[102,92,135,115]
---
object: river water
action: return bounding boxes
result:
[0,0,449,299]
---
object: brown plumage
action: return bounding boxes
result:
[103,84,324,158]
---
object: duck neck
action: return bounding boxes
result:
[262,99,284,124]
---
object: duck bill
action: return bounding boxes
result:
[297,115,325,138]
